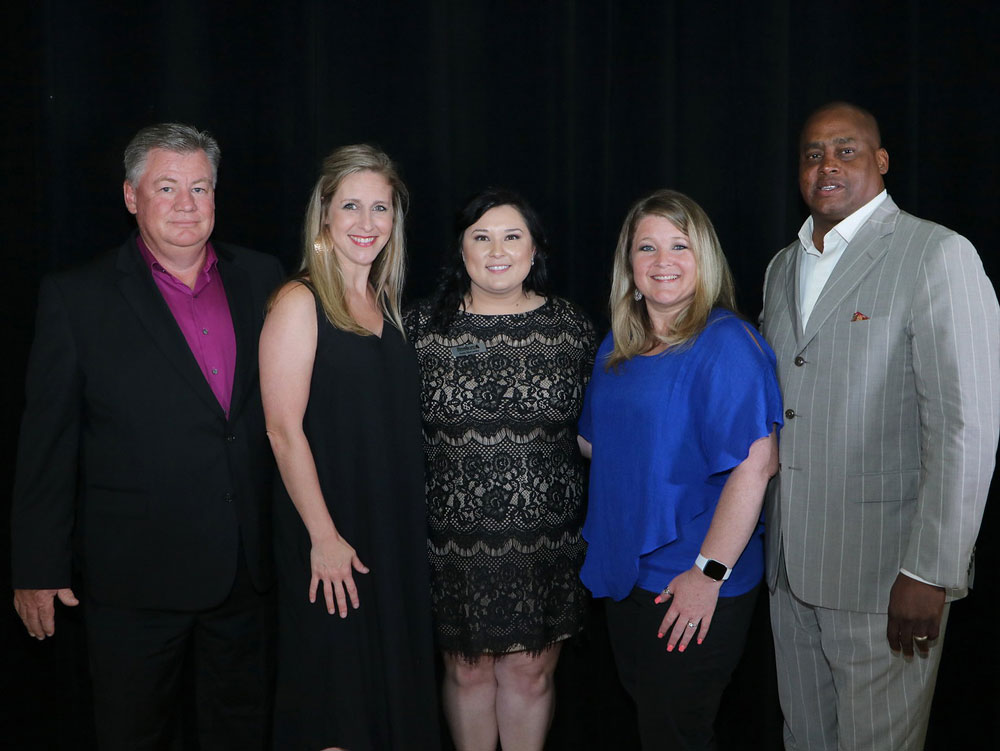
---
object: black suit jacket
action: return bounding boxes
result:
[11,233,285,610]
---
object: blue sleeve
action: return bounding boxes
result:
[697,318,783,476]
[578,332,612,441]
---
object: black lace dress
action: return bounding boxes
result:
[404,297,596,658]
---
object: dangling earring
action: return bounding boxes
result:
[531,255,536,266]
[634,288,643,301]
[313,238,325,254]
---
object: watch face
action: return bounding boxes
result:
[702,559,727,581]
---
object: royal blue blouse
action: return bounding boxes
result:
[578,309,783,601]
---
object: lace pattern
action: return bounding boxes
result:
[405,297,596,657]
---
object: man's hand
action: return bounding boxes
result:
[13,588,79,640]
[886,574,945,657]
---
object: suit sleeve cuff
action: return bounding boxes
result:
[900,568,967,602]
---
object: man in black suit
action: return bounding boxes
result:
[11,123,284,750]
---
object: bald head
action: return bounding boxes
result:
[801,102,882,150]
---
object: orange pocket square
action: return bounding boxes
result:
[851,311,870,322]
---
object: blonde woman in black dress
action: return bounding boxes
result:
[261,145,439,751]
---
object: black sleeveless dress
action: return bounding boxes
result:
[272,295,440,750]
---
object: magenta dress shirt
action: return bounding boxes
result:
[137,237,237,416]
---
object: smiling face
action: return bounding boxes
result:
[123,148,215,260]
[461,204,536,303]
[324,170,394,271]
[631,213,698,330]
[799,105,889,239]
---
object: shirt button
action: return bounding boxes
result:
[794,356,806,366]
[224,492,233,503]
[211,368,218,374]
[785,409,797,420]
[202,328,209,335]
[226,434,236,443]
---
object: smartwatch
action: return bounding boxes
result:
[695,553,731,582]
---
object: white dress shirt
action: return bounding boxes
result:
[797,190,887,327]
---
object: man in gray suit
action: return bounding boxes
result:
[760,101,1000,750]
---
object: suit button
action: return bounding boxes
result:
[794,356,806,366]
[224,492,233,503]
[226,434,236,443]
[785,409,796,420]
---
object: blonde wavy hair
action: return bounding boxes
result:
[606,189,736,369]
[298,144,409,335]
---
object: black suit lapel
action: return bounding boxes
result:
[216,250,258,422]
[114,237,226,416]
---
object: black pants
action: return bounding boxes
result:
[85,550,273,751]
[605,584,759,751]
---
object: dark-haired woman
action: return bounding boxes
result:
[578,189,782,749]
[405,189,595,751]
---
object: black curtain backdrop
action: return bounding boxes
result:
[3,1,997,748]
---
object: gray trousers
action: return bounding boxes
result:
[770,556,947,751]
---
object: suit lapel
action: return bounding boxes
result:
[114,236,225,416]
[217,248,257,422]
[800,198,899,347]
[781,246,805,347]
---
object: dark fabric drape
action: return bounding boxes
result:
[3,1,997,747]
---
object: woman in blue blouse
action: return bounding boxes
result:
[578,189,782,749]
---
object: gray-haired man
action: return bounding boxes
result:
[12,123,283,749]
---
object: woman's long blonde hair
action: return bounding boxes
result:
[298,144,409,335]
[606,189,737,369]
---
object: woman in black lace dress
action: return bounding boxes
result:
[405,188,595,751]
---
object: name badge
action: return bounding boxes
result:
[451,341,487,358]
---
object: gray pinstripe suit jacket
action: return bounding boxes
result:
[760,195,1000,612]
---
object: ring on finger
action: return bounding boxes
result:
[913,635,930,642]
[687,621,697,629]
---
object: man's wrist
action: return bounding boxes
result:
[899,568,941,588]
